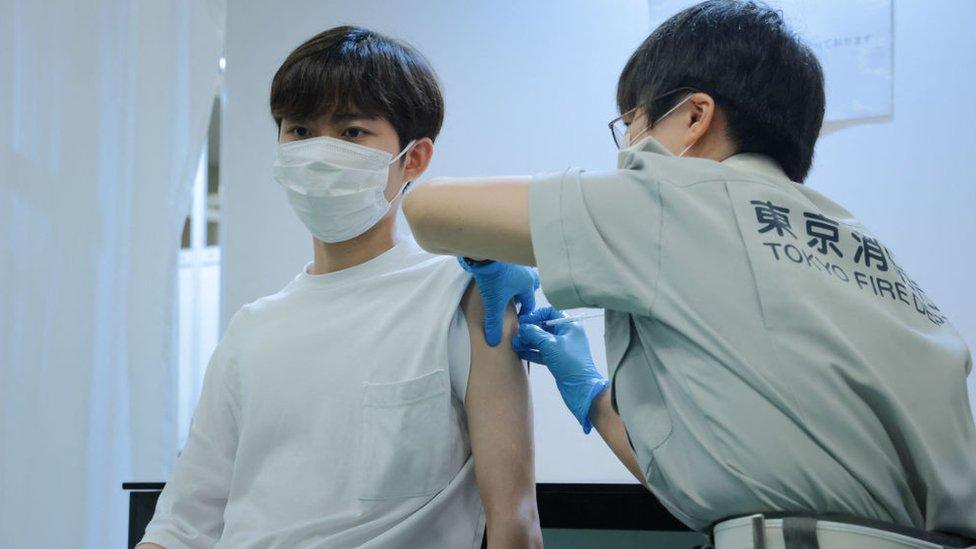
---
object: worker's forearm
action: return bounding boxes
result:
[485,499,543,549]
[136,544,165,549]
[589,388,647,485]
[402,177,536,265]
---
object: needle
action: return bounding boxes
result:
[543,311,605,327]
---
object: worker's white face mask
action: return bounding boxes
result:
[626,94,697,156]
[272,136,415,243]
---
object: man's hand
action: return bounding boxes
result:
[512,307,609,433]
[458,258,539,346]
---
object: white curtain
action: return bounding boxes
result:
[0,0,225,546]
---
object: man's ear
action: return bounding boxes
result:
[402,137,434,182]
[685,92,716,147]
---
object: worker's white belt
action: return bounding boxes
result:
[710,514,976,549]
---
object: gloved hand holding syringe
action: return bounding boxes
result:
[513,307,609,434]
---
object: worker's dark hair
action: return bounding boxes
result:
[270,26,444,149]
[616,1,825,182]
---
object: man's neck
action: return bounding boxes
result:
[308,217,398,275]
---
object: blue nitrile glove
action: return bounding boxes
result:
[458,258,539,347]
[512,306,609,434]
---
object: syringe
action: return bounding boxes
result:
[543,311,605,327]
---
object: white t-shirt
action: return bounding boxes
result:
[141,238,484,548]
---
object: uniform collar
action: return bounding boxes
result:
[721,153,791,182]
[620,135,671,157]
[617,135,673,169]
[622,137,792,183]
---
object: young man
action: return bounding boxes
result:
[139,26,541,549]
[404,1,976,547]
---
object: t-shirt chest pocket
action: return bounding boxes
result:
[357,369,454,500]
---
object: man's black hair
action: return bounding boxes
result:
[617,1,825,182]
[270,26,444,149]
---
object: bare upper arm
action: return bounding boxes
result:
[403,176,536,266]
[459,281,540,529]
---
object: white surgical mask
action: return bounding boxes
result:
[626,93,697,156]
[273,136,415,243]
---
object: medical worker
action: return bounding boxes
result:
[404,2,976,548]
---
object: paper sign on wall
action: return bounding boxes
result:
[647,0,893,122]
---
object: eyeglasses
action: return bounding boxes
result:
[608,87,698,149]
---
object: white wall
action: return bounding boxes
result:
[220,0,976,484]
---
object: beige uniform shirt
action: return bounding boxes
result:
[528,137,976,537]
